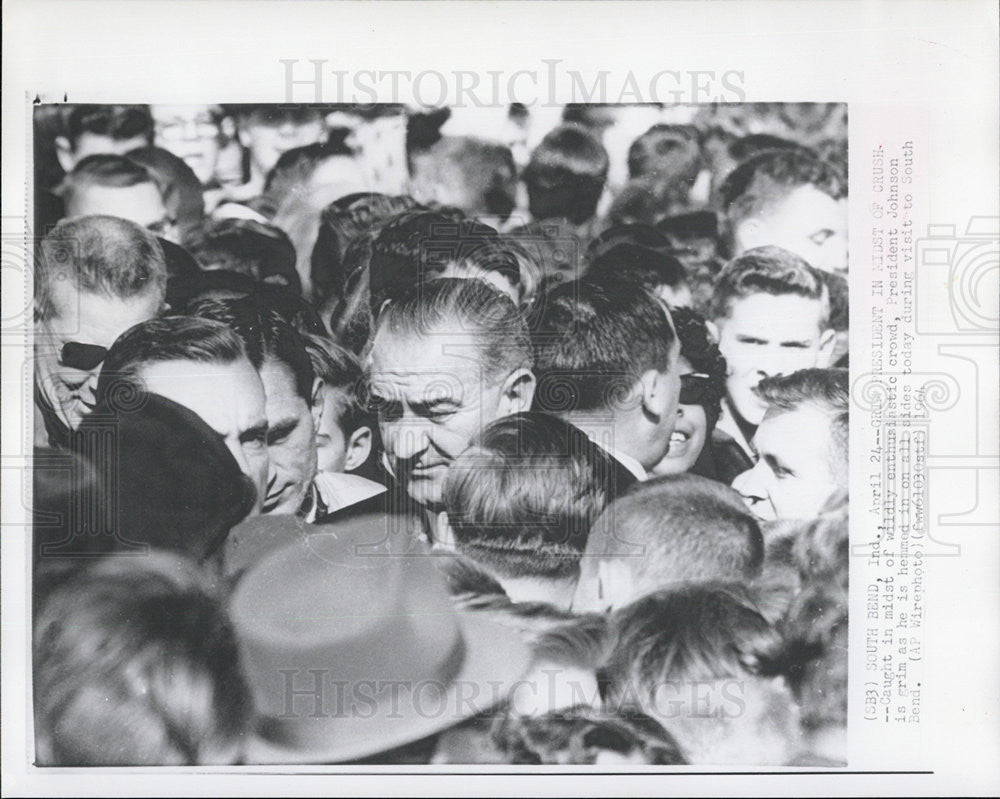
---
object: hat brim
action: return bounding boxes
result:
[243,610,531,764]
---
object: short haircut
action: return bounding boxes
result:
[373,277,532,377]
[708,245,830,326]
[727,134,811,163]
[531,274,677,414]
[302,333,366,433]
[187,217,300,294]
[582,473,765,591]
[33,551,250,765]
[587,243,688,292]
[262,139,356,212]
[444,412,621,579]
[670,307,728,432]
[587,223,674,264]
[626,124,702,210]
[412,136,518,221]
[35,215,167,321]
[60,154,163,212]
[720,148,846,228]
[492,705,686,765]
[187,296,315,400]
[600,582,783,707]
[753,367,849,476]
[311,192,420,303]
[524,124,609,225]
[64,104,153,149]
[96,315,247,403]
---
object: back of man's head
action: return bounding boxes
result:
[573,474,764,613]
[35,215,167,322]
[525,124,609,225]
[187,217,300,294]
[96,315,247,402]
[443,411,621,584]
[61,154,162,210]
[33,550,249,765]
[410,136,517,222]
[63,105,153,151]
[708,245,829,325]
[531,275,677,415]
[372,276,532,377]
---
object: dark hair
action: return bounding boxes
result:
[373,277,532,377]
[368,212,517,314]
[600,582,782,709]
[302,333,366,433]
[64,104,153,149]
[524,124,609,225]
[627,123,701,181]
[720,148,846,225]
[492,705,686,765]
[96,315,247,403]
[587,243,688,293]
[311,192,420,304]
[444,412,621,579]
[531,275,677,414]
[670,307,727,432]
[33,551,250,765]
[586,223,674,264]
[187,218,301,294]
[583,473,765,591]
[187,297,316,400]
[727,134,812,163]
[35,215,167,321]
[753,367,849,473]
[708,245,830,325]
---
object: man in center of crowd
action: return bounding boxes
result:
[365,278,537,543]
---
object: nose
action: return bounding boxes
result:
[732,462,765,500]
[384,420,431,463]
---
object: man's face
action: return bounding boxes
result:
[259,359,318,515]
[315,387,350,474]
[64,182,177,242]
[732,404,840,521]
[138,358,269,513]
[737,185,848,276]
[151,105,222,185]
[368,328,510,509]
[715,293,831,427]
[35,283,162,432]
[653,357,709,475]
[239,110,325,178]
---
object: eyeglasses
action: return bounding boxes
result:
[155,118,219,141]
[679,372,712,405]
[60,341,108,371]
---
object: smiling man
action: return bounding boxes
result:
[366,278,536,536]
[732,368,848,521]
[34,216,167,448]
[707,246,836,484]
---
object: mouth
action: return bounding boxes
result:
[666,428,692,456]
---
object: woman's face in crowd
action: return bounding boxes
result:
[652,356,709,476]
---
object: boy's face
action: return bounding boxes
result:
[736,184,848,276]
[732,404,841,521]
[714,293,833,427]
[315,387,350,473]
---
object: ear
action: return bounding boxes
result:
[733,217,762,253]
[817,328,838,366]
[309,377,325,430]
[705,318,721,345]
[637,368,673,418]
[496,367,536,416]
[343,425,373,472]
[55,136,76,173]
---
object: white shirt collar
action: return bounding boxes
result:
[586,434,648,482]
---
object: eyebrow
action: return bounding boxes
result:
[735,334,768,344]
[778,339,812,348]
[409,398,461,416]
[239,420,267,440]
[266,417,300,443]
[763,453,793,474]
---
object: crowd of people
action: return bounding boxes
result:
[31,101,849,767]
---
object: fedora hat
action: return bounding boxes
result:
[230,515,531,764]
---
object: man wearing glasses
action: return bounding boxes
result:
[33,216,167,448]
